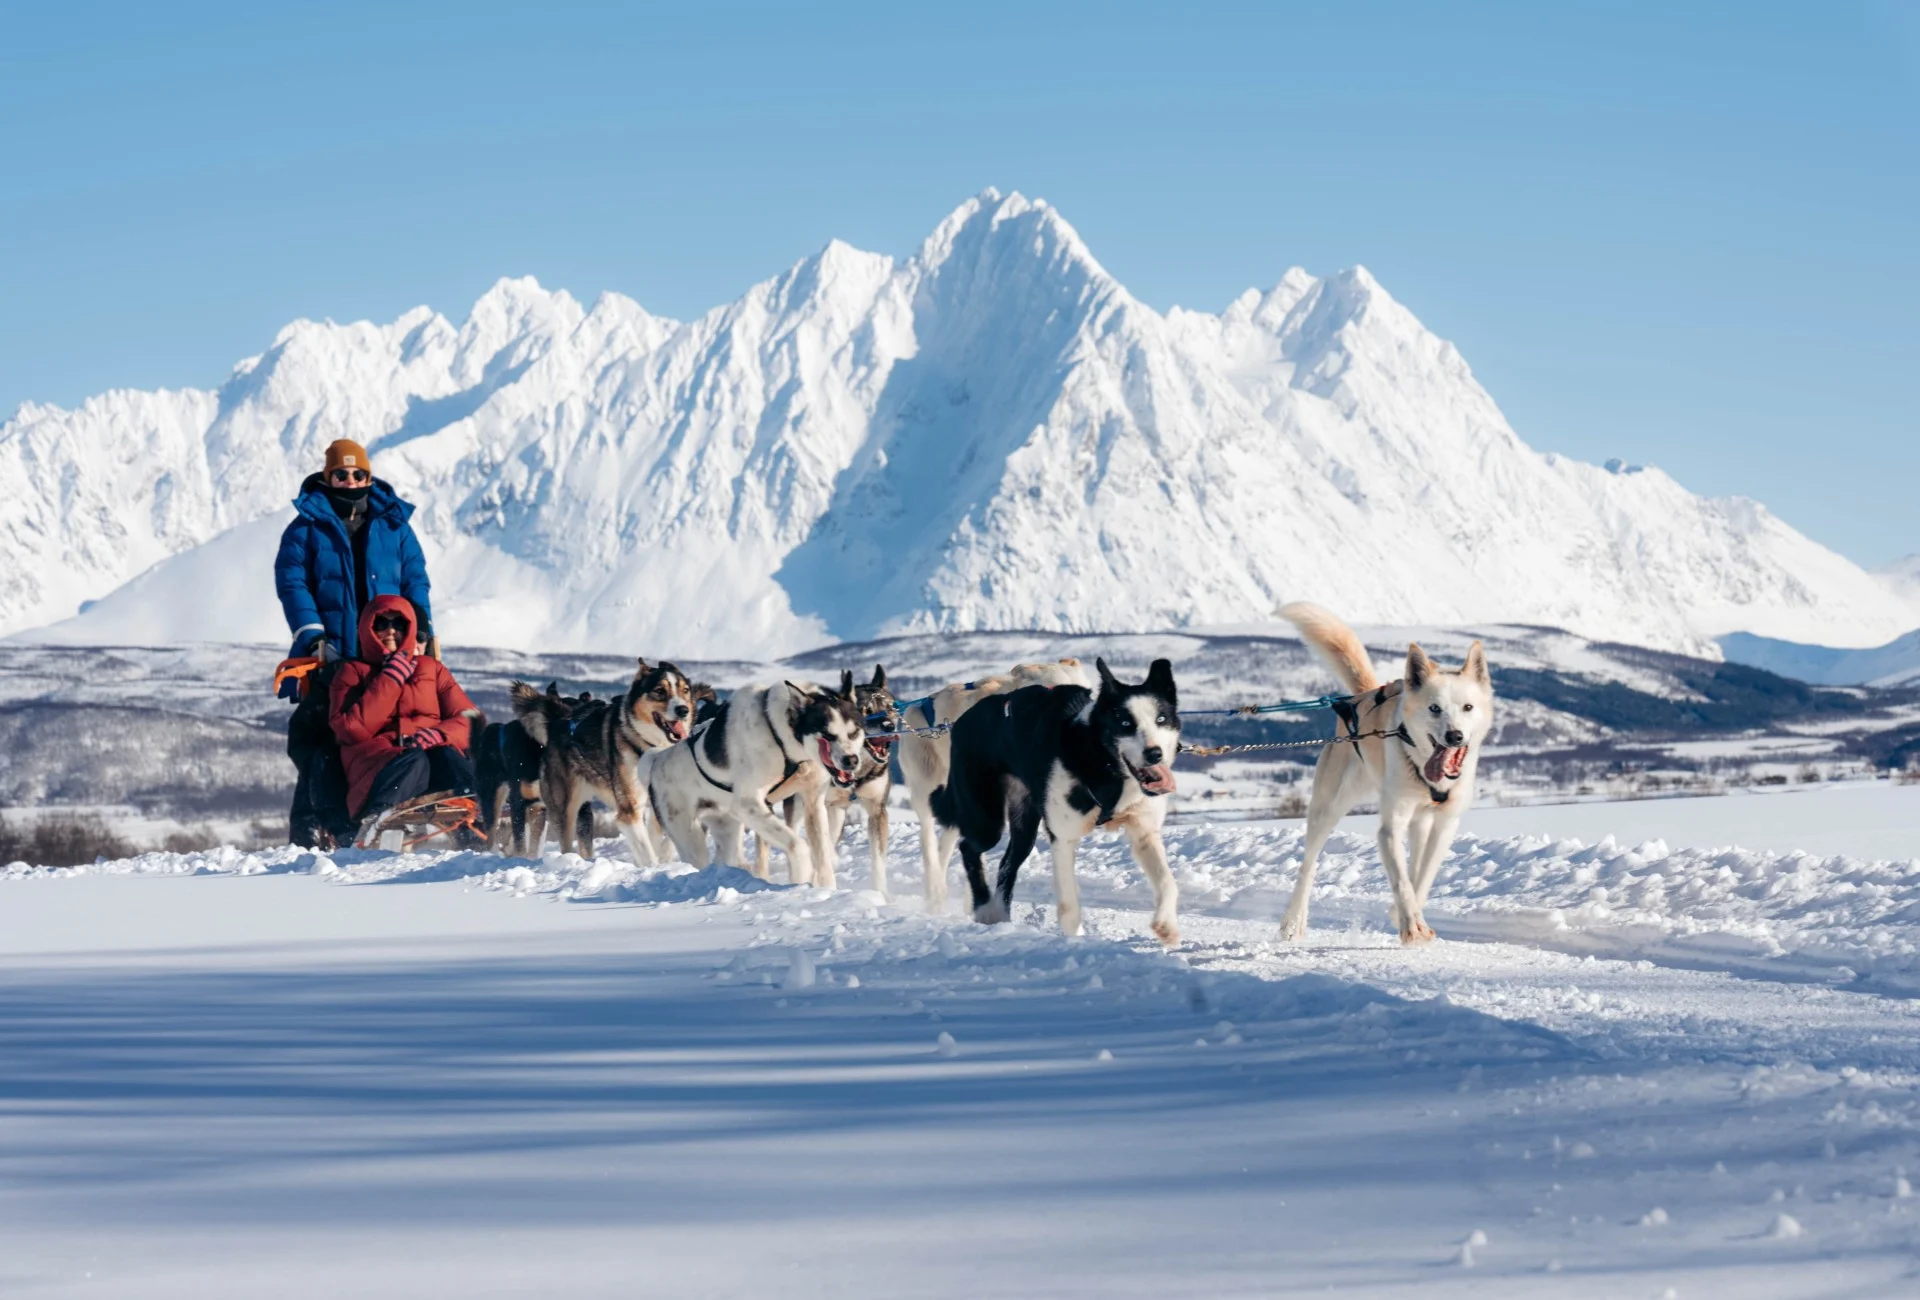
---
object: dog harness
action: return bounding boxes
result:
[685,690,814,804]
[761,691,808,787]
[687,720,736,795]
[1340,684,1457,805]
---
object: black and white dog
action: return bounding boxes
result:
[930,658,1184,945]
[646,676,868,887]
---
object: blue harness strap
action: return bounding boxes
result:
[1182,692,1352,719]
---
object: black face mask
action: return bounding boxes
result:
[327,484,370,516]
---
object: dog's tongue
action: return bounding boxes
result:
[1424,747,1468,784]
[816,737,847,779]
[667,719,688,742]
[1137,763,1177,795]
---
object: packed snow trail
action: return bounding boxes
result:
[3,798,1920,1296]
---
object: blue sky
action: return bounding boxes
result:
[3,1,1915,565]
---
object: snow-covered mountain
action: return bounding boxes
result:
[1877,555,1920,619]
[4,190,1908,658]
[1719,628,1920,689]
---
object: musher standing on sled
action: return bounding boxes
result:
[275,439,437,845]
[275,439,435,663]
[330,595,480,847]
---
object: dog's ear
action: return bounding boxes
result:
[838,668,854,698]
[1462,641,1490,688]
[783,679,816,700]
[1145,657,1177,706]
[1095,657,1120,695]
[870,664,887,690]
[1406,643,1436,691]
[544,680,560,698]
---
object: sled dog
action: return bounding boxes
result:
[475,682,588,856]
[764,666,897,892]
[647,674,867,887]
[1276,602,1493,945]
[898,658,1095,910]
[930,658,1183,945]
[511,659,696,862]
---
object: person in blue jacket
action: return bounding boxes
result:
[277,438,436,847]
[274,438,434,664]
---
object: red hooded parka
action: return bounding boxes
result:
[329,594,476,816]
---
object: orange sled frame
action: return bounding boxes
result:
[356,790,488,852]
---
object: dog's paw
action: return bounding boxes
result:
[1151,917,1180,948]
[1398,919,1437,946]
[973,900,1009,925]
[1279,910,1308,942]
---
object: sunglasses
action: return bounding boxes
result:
[328,468,371,485]
[371,615,409,633]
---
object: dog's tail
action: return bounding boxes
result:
[509,679,564,746]
[1277,602,1381,695]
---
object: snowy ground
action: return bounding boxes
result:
[4,785,1920,1296]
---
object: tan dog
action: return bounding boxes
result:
[511,658,696,863]
[1276,603,1494,945]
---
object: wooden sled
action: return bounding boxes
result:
[356,790,488,852]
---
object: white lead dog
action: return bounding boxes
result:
[1276,602,1494,945]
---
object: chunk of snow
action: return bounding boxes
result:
[783,950,816,990]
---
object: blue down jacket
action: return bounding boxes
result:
[274,473,433,660]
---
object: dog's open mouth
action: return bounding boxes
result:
[661,716,689,743]
[1127,760,1177,796]
[818,737,857,787]
[1423,741,1468,784]
[865,736,892,762]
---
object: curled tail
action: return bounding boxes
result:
[1277,602,1381,695]
[508,679,564,746]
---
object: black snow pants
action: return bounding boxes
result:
[288,663,353,848]
[359,747,477,820]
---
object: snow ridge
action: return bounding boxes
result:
[3,190,1907,656]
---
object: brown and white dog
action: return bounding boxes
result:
[510,658,697,863]
[1276,602,1494,945]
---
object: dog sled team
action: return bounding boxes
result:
[276,441,1495,949]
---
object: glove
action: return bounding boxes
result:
[316,639,338,664]
[407,727,448,750]
[378,652,416,687]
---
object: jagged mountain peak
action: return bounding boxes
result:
[3,191,1908,658]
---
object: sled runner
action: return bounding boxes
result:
[355,791,488,852]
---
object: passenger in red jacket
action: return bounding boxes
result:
[329,594,478,841]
